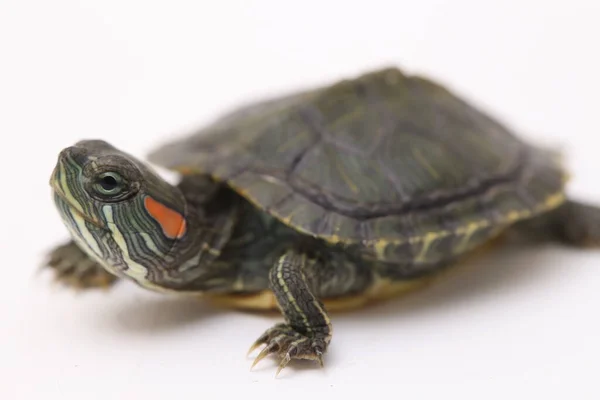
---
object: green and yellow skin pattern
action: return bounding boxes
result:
[48,140,600,373]
[48,141,370,371]
[46,68,600,374]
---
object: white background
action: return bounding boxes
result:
[1,0,600,398]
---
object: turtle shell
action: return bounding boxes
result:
[148,68,567,263]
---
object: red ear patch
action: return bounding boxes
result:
[144,196,187,239]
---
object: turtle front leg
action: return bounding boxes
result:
[45,241,119,289]
[248,250,332,375]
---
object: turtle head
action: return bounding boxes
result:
[50,140,190,287]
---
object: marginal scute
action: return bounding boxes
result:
[148,67,569,263]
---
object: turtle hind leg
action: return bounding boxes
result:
[553,200,600,247]
[44,241,119,289]
[517,200,600,247]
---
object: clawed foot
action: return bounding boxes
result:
[248,323,329,376]
[44,242,118,289]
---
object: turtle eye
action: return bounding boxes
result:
[100,174,119,191]
[93,172,125,197]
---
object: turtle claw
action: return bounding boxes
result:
[316,352,324,368]
[275,354,291,377]
[248,323,329,376]
[247,329,273,356]
[250,343,278,370]
[247,342,261,357]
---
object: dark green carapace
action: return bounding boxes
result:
[47,67,600,375]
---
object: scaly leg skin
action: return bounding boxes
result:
[45,241,119,289]
[554,200,600,247]
[248,251,332,376]
[517,200,600,247]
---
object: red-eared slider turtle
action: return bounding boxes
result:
[47,67,600,374]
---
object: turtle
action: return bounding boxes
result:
[46,67,600,374]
